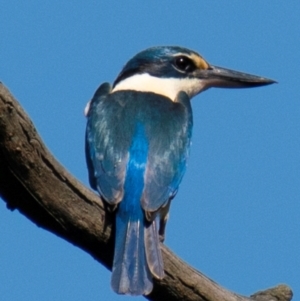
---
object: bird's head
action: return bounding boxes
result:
[112,46,275,101]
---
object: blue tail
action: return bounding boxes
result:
[111,122,164,295]
[111,194,153,295]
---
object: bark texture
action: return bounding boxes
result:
[0,83,293,301]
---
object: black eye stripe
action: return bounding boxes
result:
[173,56,196,73]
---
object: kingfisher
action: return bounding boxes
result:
[85,46,275,295]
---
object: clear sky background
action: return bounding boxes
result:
[1,1,299,301]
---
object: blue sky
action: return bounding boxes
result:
[1,1,299,300]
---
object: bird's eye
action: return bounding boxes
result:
[173,56,196,73]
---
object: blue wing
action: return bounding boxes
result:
[85,83,130,205]
[141,91,193,214]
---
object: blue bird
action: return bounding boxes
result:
[85,46,275,295]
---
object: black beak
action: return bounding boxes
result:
[198,64,276,89]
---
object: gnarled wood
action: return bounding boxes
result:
[0,83,293,301]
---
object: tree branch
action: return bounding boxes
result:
[0,83,293,301]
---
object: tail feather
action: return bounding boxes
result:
[111,203,152,295]
[145,217,164,279]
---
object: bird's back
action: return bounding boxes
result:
[86,86,193,213]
